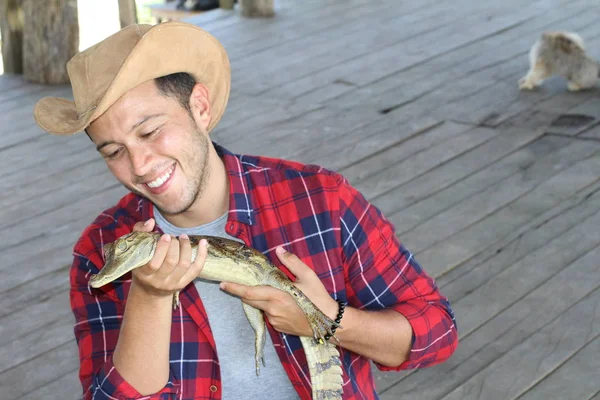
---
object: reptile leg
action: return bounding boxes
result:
[266,271,340,342]
[242,302,267,375]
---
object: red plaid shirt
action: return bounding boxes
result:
[70,144,457,399]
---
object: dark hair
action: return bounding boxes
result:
[154,72,196,113]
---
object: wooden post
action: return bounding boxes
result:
[21,0,79,84]
[0,0,25,74]
[239,0,274,17]
[220,0,235,9]
[118,0,137,28]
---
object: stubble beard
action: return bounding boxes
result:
[126,125,211,216]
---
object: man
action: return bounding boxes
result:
[34,22,457,399]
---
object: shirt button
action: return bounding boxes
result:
[210,385,218,393]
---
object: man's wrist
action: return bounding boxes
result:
[129,279,175,306]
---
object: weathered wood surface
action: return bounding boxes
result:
[1,0,600,398]
[21,0,79,84]
[0,0,24,74]
[118,0,137,28]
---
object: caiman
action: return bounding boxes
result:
[89,231,344,400]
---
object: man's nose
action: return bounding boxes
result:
[129,146,152,177]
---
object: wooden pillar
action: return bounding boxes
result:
[0,0,25,74]
[239,0,274,17]
[219,0,235,9]
[118,0,137,28]
[21,0,79,84]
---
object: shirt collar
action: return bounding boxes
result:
[214,142,256,226]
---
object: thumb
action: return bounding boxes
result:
[275,246,313,280]
[133,218,155,232]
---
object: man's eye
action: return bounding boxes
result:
[142,128,160,138]
[105,148,123,159]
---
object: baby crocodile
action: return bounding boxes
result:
[89,231,343,399]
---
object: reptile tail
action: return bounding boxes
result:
[300,336,343,400]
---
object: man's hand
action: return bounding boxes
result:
[129,218,208,299]
[219,246,338,337]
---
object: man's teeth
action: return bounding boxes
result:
[147,166,174,188]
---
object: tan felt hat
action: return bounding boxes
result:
[34,21,230,135]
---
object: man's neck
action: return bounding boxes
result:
[160,145,230,228]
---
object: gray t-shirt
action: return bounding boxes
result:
[154,207,299,399]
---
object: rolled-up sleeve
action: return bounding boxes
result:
[337,175,458,370]
[70,251,180,399]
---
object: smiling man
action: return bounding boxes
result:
[34,22,458,399]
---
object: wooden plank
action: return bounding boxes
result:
[219,106,383,162]
[0,86,73,149]
[0,132,91,178]
[0,340,79,399]
[0,268,69,319]
[441,288,600,400]
[0,318,73,374]
[20,369,80,400]
[0,73,28,91]
[353,126,497,200]
[580,124,600,140]
[397,135,600,254]
[192,0,378,61]
[446,23,600,127]
[330,1,592,112]
[449,209,600,338]
[380,243,600,399]
[333,4,598,130]
[2,141,101,195]
[0,158,105,209]
[266,0,554,104]
[517,336,600,400]
[0,184,126,252]
[374,179,600,393]
[232,0,479,95]
[0,226,78,275]
[291,113,441,172]
[339,121,472,185]
[210,0,408,62]
[0,170,118,231]
[439,182,600,304]
[415,137,600,276]
[373,125,548,217]
[0,290,71,347]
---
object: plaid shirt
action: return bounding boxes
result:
[70,144,458,399]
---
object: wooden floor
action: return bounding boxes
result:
[1,0,600,398]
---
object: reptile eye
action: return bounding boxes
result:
[118,242,127,251]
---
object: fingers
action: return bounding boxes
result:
[132,234,206,298]
[275,246,314,281]
[178,238,208,283]
[220,283,286,311]
[168,236,206,284]
[145,233,173,274]
[157,234,181,278]
[133,218,155,232]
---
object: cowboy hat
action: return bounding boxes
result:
[33,21,230,135]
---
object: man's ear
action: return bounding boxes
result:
[189,83,211,131]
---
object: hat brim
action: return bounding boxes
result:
[34,22,230,135]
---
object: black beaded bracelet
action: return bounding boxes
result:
[323,299,346,342]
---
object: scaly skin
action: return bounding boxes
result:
[89,231,343,399]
